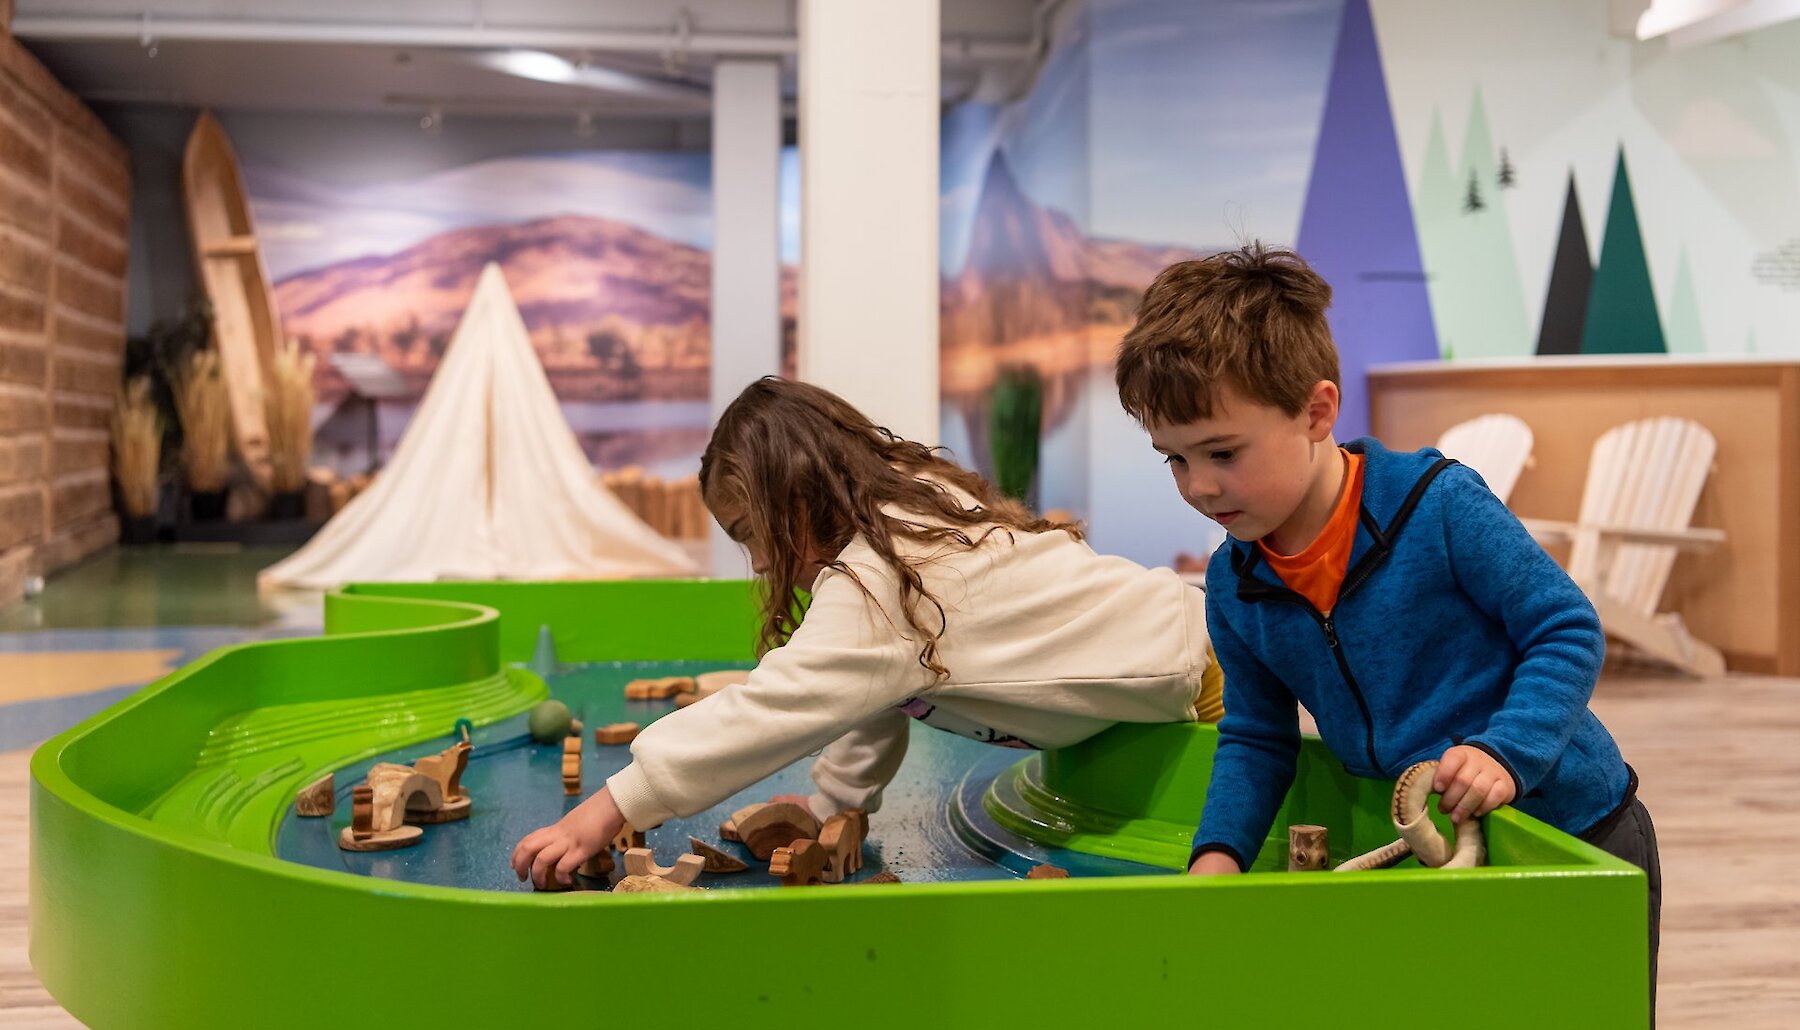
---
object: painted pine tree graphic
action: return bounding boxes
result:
[1497,147,1516,188]
[1462,168,1485,213]
[1666,248,1706,354]
[1536,172,1592,355]
[1580,147,1665,354]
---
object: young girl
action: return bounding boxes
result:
[511,377,1223,889]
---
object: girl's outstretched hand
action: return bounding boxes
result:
[510,787,626,889]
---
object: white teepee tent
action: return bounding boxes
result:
[260,263,699,589]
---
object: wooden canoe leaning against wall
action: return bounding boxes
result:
[182,110,278,489]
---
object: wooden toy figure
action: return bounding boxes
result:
[768,839,828,887]
[408,741,472,823]
[1288,824,1330,871]
[562,735,582,796]
[818,808,867,883]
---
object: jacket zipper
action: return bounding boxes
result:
[1319,610,1380,770]
[1243,554,1387,771]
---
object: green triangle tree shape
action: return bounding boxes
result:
[1581,148,1666,354]
[1665,247,1705,354]
[1416,87,1531,359]
[1415,108,1460,357]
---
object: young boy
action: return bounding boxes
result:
[1115,244,1660,998]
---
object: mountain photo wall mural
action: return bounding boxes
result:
[239,145,799,478]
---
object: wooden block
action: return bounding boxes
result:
[295,773,334,817]
[579,849,615,880]
[404,795,471,824]
[693,669,750,699]
[562,735,581,796]
[337,784,423,852]
[613,874,699,893]
[569,718,583,737]
[689,837,750,874]
[673,691,697,708]
[621,848,706,886]
[533,871,576,892]
[1288,824,1330,872]
[861,870,903,885]
[620,847,656,878]
[1026,864,1070,880]
[366,765,444,832]
[736,802,822,861]
[624,676,696,700]
[818,808,867,884]
[595,721,641,745]
[337,823,423,852]
[768,838,828,887]
[611,822,647,853]
[720,802,761,842]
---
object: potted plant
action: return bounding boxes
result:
[265,339,316,519]
[988,365,1043,505]
[111,377,161,544]
[172,349,231,520]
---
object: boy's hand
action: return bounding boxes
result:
[1433,746,1516,824]
[1187,851,1243,876]
[510,787,626,889]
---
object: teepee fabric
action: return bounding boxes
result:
[261,263,699,589]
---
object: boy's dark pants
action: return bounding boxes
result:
[1579,793,1661,1025]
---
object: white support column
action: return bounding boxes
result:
[710,58,784,577]
[796,0,939,444]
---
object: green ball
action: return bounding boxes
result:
[527,700,572,743]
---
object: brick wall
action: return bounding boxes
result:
[0,27,131,605]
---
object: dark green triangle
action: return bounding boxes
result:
[1580,148,1665,354]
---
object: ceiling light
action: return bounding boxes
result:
[482,49,578,84]
[1637,0,1800,46]
[468,49,706,107]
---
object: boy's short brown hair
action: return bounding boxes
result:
[1115,243,1339,426]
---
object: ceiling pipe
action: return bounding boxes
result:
[10,15,1035,62]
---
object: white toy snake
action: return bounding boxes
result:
[1334,760,1486,872]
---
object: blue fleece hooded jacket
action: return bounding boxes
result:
[1194,437,1628,870]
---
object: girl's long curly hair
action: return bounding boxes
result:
[700,377,1081,679]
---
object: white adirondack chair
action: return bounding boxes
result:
[1521,417,1727,677]
[1436,413,1535,503]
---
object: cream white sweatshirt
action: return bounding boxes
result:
[606,507,1214,829]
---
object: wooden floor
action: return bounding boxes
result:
[3,670,1797,1027]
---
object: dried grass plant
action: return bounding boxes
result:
[172,349,231,493]
[265,339,316,494]
[111,376,161,517]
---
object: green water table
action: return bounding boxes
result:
[31,580,1648,1027]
